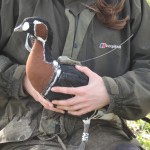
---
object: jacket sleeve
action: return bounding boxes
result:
[0,0,26,99]
[103,0,150,120]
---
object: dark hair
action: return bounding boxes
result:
[88,0,129,30]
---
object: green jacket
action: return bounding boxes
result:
[0,0,150,144]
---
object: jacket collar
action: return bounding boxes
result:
[63,0,96,16]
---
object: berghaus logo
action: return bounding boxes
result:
[99,43,121,49]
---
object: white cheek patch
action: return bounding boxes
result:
[22,22,30,31]
[33,20,42,25]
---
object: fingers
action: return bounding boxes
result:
[23,75,66,114]
[32,91,65,113]
[51,86,83,95]
[52,97,95,116]
[55,101,90,111]
[75,65,95,78]
[52,95,87,106]
[54,101,94,116]
[68,107,92,116]
[48,106,65,114]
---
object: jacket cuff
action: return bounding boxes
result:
[102,76,121,114]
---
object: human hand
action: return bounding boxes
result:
[51,65,110,116]
[23,74,65,113]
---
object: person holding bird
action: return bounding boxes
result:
[0,0,150,150]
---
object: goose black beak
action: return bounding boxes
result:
[14,24,23,32]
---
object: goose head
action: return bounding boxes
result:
[14,17,53,62]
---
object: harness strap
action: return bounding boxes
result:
[56,135,67,150]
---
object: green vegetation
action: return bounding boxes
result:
[147,0,150,6]
[127,115,150,150]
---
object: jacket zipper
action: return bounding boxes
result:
[71,14,79,56]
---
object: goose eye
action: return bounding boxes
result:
[22,22,30,31]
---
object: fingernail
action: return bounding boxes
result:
[51,88,55,91]
[75,65,80,68]
[52,101,56,104]
[75,65,82,70]
[61,111,65,114]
